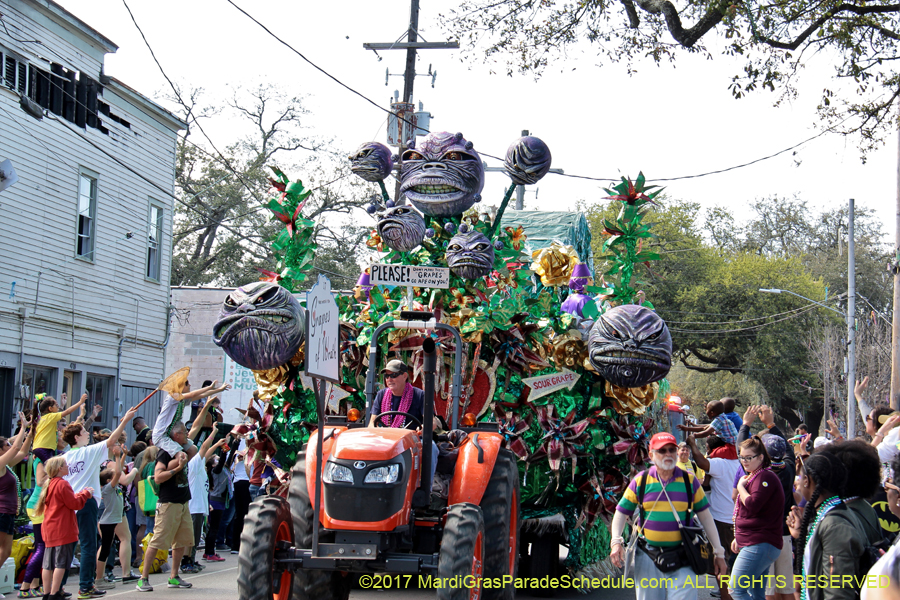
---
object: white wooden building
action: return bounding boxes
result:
[0,0,187,435]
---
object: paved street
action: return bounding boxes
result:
[95,555,719,600]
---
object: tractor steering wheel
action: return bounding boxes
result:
[372,411,422,428]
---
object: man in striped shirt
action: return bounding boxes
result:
[610,432,727,600]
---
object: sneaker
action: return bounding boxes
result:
[123,571,140,582]
[77,589,104,599]
[17,591,35,598]
[179,565,198,574]
[60,592,72,599]
[94,581,115,591]
[167,576,192,589]
[202,554,225,562]
[215,544,230,551]
[135,579,153,593]
[230,549,238,554]
[87,588,107,598]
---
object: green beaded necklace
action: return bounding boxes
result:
[800,495,842,600]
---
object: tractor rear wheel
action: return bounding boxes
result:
[438,503,485,600]
[479,449,520,600]
[288,447,351,600]
[236,496,294,600]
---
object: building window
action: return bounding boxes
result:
[76,170,97,259]
[19,365,56,415]
[85,374,112,430]
[147,203,163,281]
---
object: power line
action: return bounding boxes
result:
[221,0,853,189]
[668,303,820,334]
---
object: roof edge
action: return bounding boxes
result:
[25,0,118,54]
[106,77,188,133]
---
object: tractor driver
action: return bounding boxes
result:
[369,360,425,429]
[370,360,438,495]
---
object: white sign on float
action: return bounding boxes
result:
[306,274,340,383]
[522,368,581,402]
[370,263,450,289]
[220,355,257,421]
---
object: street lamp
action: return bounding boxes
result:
[758,287,856,437]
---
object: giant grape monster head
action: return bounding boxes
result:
[399,132,484,217]
[446,229,495,280]
[376,205,426,252]
[349,142,393,182]
[587,305,672,388]
[504,136,552,185]
[213,282,305,371]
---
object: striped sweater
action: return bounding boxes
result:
[616,465,710,547]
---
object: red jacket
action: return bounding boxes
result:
[42,477,91,547]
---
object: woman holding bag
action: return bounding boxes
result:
[729,436,785,600]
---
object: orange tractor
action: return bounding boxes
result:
[237,311,521,600]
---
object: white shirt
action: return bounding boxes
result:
[862,540,900,600]
[152,394,184,444]
[187,453,209,516]
[877,427,900,484]
[232,439,249,482]
[706,457,741,523]
[63,442,109,502]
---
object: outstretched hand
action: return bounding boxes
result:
[855,376,870,400]
[743,405,759,426]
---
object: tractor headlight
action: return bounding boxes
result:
[323,462,353,484]
[364,464,400,484]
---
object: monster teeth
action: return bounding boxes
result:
[413,184,457,194]
[604,351,649,359]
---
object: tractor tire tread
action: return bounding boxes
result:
[237,496,293,600]
[437,503,484,600]
[480,449,520,600]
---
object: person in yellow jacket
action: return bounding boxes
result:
[677,441,706,481]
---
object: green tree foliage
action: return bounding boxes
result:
[442,0,900,155]
[171,85,370,288]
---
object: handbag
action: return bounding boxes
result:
[138,476,158,514]
[661,472,715,575]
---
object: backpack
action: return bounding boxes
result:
[831,504,891,576]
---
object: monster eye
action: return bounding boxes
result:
[395,208,408,215]
[647,330,661,341]
[256,286,279,305]
[473,243,490,251]
[448,244,463,252]
[446,152,462,160]
[224,295,237,308]
[403,151,424,161]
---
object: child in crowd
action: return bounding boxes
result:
[96,445,141,589]
[678,399,739,445]
[203,437,232,563]
[32,393,86,463]
[37,456,93,600]
[721,397,744,432]
[153,379,228,456]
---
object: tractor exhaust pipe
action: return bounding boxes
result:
[419,338,437,501]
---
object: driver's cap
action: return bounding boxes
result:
[381,360,408,375]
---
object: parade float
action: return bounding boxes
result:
[213,130,672,579]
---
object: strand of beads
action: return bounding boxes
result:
[732,466,772,524]
[799,495,843,600]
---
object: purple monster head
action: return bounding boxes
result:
[349,142,394,182]
[213,281,305,371]
[587,305,672,387]
[446,229,495,280]
[399,132,484,217]
[376,205,426,252]
[504,136,552,186]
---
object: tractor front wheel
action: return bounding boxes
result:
[480,449,520,600]
[438,503,485,600]
[237,496,294,600]
[288,447,351,600]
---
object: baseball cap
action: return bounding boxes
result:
[761,433,787,461]
[381,360,408,375]
[649,432,677,451]
[813,436,832,449]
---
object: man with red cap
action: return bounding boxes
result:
[610,432,728,600]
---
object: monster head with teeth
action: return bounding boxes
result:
[446,229,495,280]
[349,141,393,182]
[376,205,426,252]
[587,304,672,388]
[213,281,305,371]
[399,131,484,218]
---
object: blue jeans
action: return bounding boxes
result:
[249,484,263,499]
[77,497,99,591]
[729,542,782,600]
[217,499,235,546]
[633,544,699,600]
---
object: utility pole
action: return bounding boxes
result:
[848,198,858,438]
[892,122,900,409]
[363,0,458,203]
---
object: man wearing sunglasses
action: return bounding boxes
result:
[369,360,425,429]
[610,432,727,600]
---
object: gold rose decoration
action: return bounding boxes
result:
[604,380,658,416]
[550,330,587,369]
[531,242,579,287]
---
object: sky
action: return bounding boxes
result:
[52,0,899,248]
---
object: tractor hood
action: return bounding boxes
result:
[330,428,419,461]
